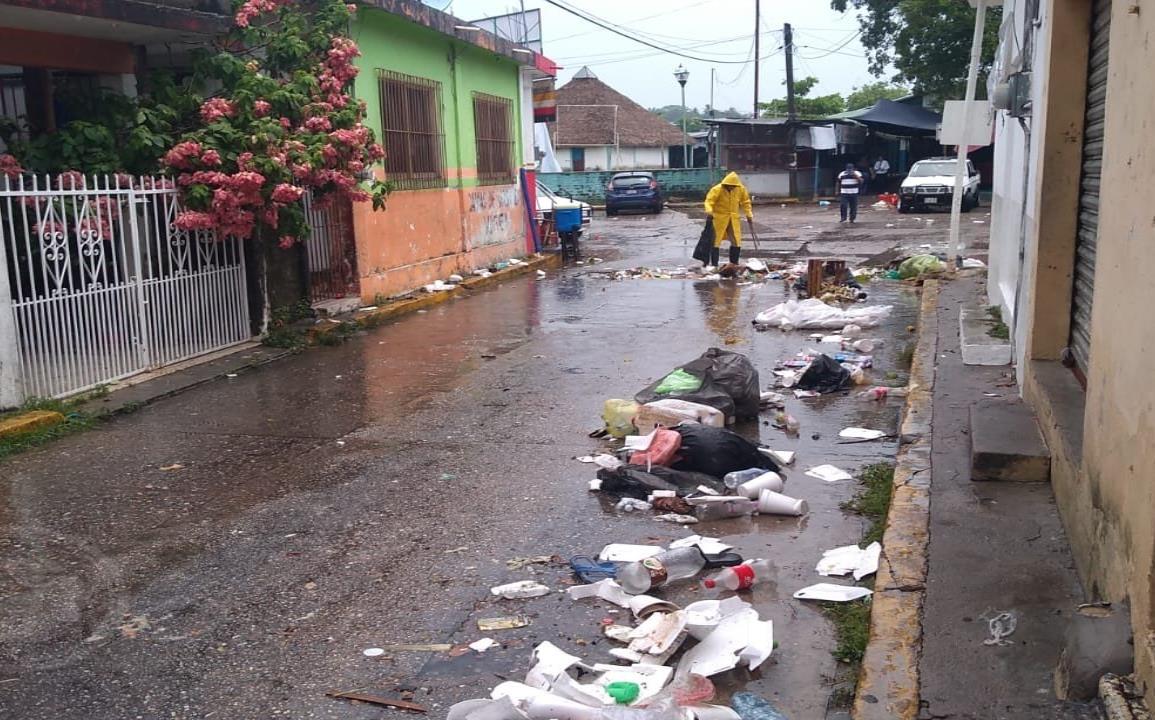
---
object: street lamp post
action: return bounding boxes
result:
[674,65,690,168]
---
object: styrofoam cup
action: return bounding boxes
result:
[757,489,808,516]
[736,471,784,499]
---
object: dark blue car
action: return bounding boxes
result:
[605,172,663,216]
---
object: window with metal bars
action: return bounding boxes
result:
[472,92,514,185]
[377,70,446,190]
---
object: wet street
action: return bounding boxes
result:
[0,205,961,719]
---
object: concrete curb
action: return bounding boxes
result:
[312,253,562,340]
[853,279,938,720]
[0,409,65,439]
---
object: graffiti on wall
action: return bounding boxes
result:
[466,185,523,248]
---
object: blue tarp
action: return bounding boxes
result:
[834,99,942,134]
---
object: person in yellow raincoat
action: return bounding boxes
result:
[703,171,753,267]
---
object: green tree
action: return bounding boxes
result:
[846,81,910,110]
[759,76,845,119]
[830,0,1001,103]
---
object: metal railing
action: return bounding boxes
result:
[0,174,250,405]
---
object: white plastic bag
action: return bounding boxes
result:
[753,298,892,330]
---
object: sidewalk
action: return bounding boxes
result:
[917,275,1102,719]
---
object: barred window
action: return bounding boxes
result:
[378,70,446,190]
[472,92,514,184]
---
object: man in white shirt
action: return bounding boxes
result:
[871,156,891,191]
[837,163,864,223]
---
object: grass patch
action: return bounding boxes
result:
[0,397,98,462]
[842,462,896,545]
[821,600,873,664]
[986,305,1010,340]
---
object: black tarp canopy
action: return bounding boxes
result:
[832,99,942,135]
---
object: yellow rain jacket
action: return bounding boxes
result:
[704,172,753,247]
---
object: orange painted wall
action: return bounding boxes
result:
[352,179,527,302]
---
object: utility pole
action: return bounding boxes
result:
[753,0,760,117]
[784,22,796,121]
[949,0,989,268]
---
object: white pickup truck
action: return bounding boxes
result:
[898,157,981,214]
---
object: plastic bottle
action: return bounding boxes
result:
[693,497,758,522]
[731,691,788,720]
[723,468,767,489]
[617,547,739,594]
[703,559,773,591]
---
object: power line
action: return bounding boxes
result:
[548,0,715,43]
[792,29,862,59]
[553,33,756,63]
[539,0,764,64]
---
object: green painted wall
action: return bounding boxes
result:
[352,10,522,189]
[538,168,725,203]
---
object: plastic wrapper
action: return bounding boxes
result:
[753,298,892,330]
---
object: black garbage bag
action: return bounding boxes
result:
[635,348,761,421]
[795,354,852,394]
[671,424,778,479]
[692,220,714,263]
[596,465,676,499]
[644,465,727,495]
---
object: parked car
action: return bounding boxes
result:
[898,157,981,213]
[605,172,663,216]
[535,180,592,225]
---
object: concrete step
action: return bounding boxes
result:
[970,398,1051,482]
[960,306,1012,365]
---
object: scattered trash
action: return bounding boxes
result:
[636,348,762,421]
[326,690,427,713]
[469,638,499,653]
[635,398,726,431]
[669,535,734,554]
[897,254,947,279]
[672,424,778,478]
[159,464,184,471]
[654,513,699,524]
[602,398,640,438]
[377,643,453,652]
[689,495,759,521]
[756,489,808,516]
[506,556,554,570]
[617,546,743,594]
[805,464,854,482]
[731,691,788,720]
[816,542,882,580]
[423,280,456,293]
[628,427,682,467]
[677,601,773,677]
[568,555,617,582]
[568,578,634,608]
[759,391,786,408]
[793,389,820,399]
[734,472,784,499]
[490,580,552,599]
[838,427,887,441]
[754,298,892,330]
[606,680,641,704]
[477,616,532,631]
[652,496,695,515]
[599,544,663,563]
[962,257,987,268]
[759,448,795,466]
[615,498,653,513]
[795,354,852,394]
[793,583,873,602]
[597,463,724,498]
[536,269,547,279]
[704,559,773,590]
[604,624,634,642]
[448,274,464,283]
[983,610,1018,646]
[362,647,386,657]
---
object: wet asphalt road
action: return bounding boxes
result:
[0,207,935,719]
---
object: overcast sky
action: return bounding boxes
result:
[437,0,891,114]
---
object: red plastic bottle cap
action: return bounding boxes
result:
[703,579,717,589]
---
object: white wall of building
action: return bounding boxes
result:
[987,0,1049,370]
[555,146,669,171]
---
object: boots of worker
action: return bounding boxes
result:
[729,245,741,265]
[708,247,720,269]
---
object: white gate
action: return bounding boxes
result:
[0,174,251,405]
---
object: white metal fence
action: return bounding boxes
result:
[0,174,251,406]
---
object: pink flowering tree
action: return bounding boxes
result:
[164,0,388,248]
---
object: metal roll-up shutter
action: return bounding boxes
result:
[1070,0,1112,374]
